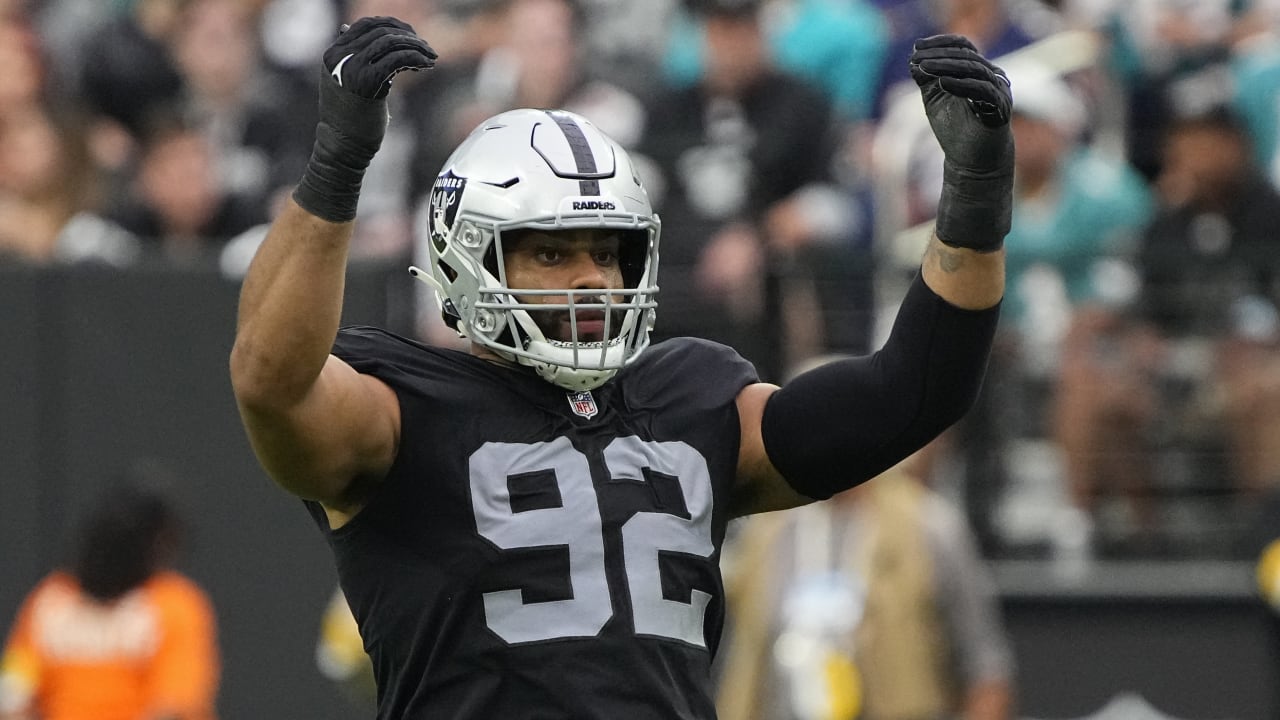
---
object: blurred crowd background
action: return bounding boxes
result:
[6,0,1280,564]
[4,0,1280,717]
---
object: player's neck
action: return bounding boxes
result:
[469,342,517,369]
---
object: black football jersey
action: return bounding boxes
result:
[304,327,759,719]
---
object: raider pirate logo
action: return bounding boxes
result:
[429,170,466,252]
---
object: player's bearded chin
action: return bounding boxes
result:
[531,295,625,343]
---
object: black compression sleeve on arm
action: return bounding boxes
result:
[761,272,999,499]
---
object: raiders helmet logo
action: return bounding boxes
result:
[429,170,466,252]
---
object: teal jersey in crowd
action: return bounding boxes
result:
[663,0,889,121]
[1004,149,1154,328]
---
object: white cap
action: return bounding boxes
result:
[1005,60,1087,138]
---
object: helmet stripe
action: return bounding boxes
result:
[545,110,601,196]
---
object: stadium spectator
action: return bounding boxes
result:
[169,0,314,215]
[637,0,870,380]
[0,104,140,266]
[1053,106,1280,555]
[1002,63,1153,354]
[870,0,1055,121]
[106,112,266,264]
[76,0,186,141]
[663,0,892,124]
[0,466,220,720]
[403,0,647,200]
[998,61,1154,557]
[1068,0,1258,180]
[1137,108,1280,510]
[716,451,1015,720]
[0,12,48,123]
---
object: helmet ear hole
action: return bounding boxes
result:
[434,260,461,331]
[440,299,462,331]
[437,260,457,283]
[482,243,503,280]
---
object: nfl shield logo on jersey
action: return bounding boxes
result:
[566,390,598,419]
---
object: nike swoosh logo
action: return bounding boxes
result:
[331,53,355,87]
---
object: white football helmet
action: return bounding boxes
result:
[411,108,661,391]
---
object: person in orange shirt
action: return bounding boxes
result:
[0,469,219,720]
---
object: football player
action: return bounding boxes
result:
[229,16,1012,719]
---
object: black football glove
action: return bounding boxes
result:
[294,17,437,223]
[910,34,1013,252]
[323,16,437,100]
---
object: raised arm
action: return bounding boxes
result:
[229,18,436,513]
[733,35,1012,516]
[911,33,1011,310]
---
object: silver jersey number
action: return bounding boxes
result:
[469,436,714,646]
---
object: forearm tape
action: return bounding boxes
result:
[934,159,1012,252]
[761,272,999,499]
[293,86,388,223]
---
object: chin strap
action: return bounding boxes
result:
[409,266,464,334]
[408,265,442,293]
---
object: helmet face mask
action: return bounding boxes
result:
[413,109,661,391]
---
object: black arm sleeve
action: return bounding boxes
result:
[760,271,999,499]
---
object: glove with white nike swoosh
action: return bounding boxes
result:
[294,16,437,223]
[910,34,1013,252]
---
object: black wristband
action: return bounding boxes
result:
[935,158,1013,252]
[292,70,389,223]
[293,122,376,222]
